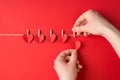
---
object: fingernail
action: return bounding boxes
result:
[84,32,87,36]
[72,28,75,31]
[78,65,83,69]
[73,50,77,54]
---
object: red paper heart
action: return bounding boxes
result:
[23,34,34,44]
[75,41,81,50]
[63,34,68,43]
[35,34,45,43]
[51,33,57,43]
[39,35,45,43]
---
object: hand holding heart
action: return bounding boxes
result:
[54,49,82,80]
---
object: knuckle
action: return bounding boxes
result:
[88,9,95,12]
[53,65,56,69]
[54,59,58,65]
[87,9,96,15]
[54,60,56,65]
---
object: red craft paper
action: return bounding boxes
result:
[23,34,34,44]
[0,0,120,80]
[63,34,69,43]
[75,41,81,50]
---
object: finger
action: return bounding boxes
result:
[78,64,83,69]
[54,50,70,64]
[73,17,84,27]
[58,50,71,58]
[73,13,86,27]
[77,32,81,35]
[77,61,79,64]
[72,25,88,33]
[65,56,71,62]
[83,32,88,36]
[73,9,93,27]
[73,9,97,28]
[54,49,75,64]
[87,32,91,35]
[72,27,81,32]
[69,50,78,64]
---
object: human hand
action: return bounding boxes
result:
[72,9,116,37]
[54,49,82,80]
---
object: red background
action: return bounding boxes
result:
[0,0,120,80]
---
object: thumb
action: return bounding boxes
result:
[72,26,87,33]
[70,50,78,64]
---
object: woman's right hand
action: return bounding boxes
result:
[72,9,120,58]
[72,9,116,37]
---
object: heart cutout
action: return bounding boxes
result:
[39,35,45,43]
[35,34,45,43]
[75,41,81,50]
[63,34,68,43]
[23,34,34,44]
[51,33,57,43]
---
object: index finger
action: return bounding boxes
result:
[73,15,85,27]
[54,49,77,64]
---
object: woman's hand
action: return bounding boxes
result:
[72,9,120,58]
[54,49,82,80]
[72,9,116,37]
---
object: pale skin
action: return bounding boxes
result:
[54,9,120,80]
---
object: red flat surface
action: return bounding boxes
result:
[0,0,120,80]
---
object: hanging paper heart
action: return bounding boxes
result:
[35,34,45,43]
[39,34,45,43]
[63,34,68,43]
[23,34,34,44]
[51,33,57,43]
[75,41,81,50]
